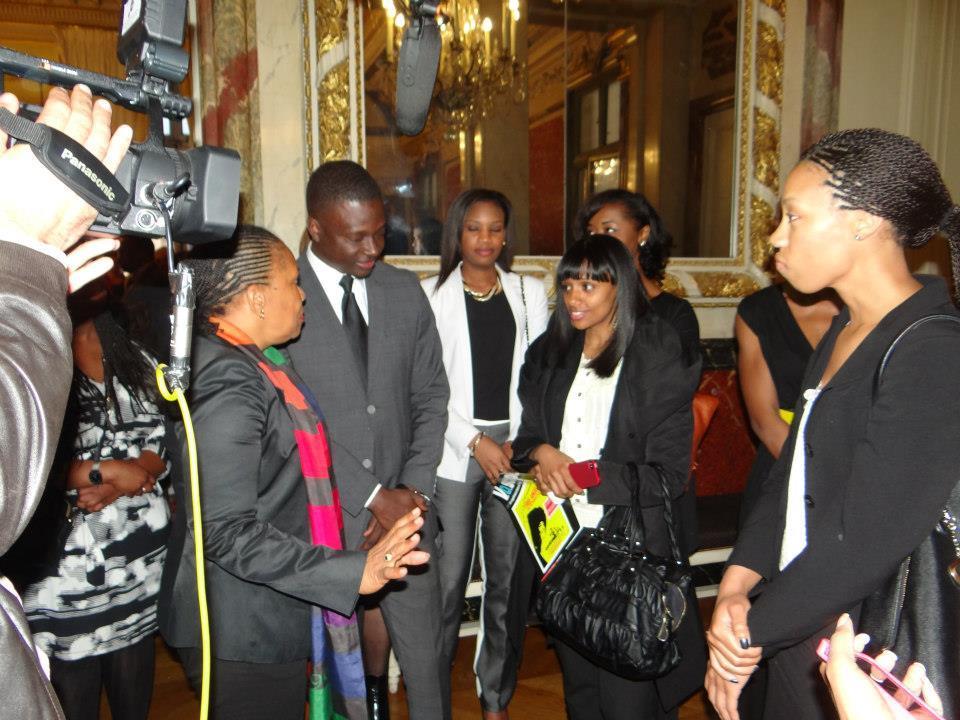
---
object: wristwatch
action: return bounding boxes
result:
[88,460,103,486]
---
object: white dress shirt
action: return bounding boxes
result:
[306,248,369,323]
[779,386,821,570]
[558,354,623,528]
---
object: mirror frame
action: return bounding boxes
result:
[303,0,786,305]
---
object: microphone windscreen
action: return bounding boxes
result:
[395,17,441,136]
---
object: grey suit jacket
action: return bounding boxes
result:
[0,239,70,720]
[286,254,449,521]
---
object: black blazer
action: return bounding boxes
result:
[511,311,706,708]
[159,333,366,663]
[730,276,960,655]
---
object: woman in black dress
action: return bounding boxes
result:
[736,284,839,526]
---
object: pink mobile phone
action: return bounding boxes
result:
[568,460,600,489]
[816,638,945,720]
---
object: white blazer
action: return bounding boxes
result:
[421,264,549,482]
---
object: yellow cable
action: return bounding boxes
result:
[156,365,210,720]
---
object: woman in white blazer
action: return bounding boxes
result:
[421,189,548,720]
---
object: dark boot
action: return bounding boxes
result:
[365,674,390,720]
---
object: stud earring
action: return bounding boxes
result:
[855,233,862,241]
[258,304,265,319]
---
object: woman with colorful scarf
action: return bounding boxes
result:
[158,225,428,720]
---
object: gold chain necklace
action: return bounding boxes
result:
[462,275,502,302]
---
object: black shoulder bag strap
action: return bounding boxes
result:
[867,313,960,647]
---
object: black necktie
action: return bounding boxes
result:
[339,274,368,385]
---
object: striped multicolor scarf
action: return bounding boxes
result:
[214,320,367,720]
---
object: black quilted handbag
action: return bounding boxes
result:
[536,462,692,679]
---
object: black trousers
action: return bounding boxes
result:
[178,646,307,720]
[49,635,155,720]
[554,638,677,720]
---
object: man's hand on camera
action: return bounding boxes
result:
[0,85,132,274]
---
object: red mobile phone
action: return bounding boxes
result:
[568,460,601,489]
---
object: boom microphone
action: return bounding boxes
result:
[395,4,442,136]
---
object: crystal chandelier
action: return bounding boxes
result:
[381,0,527,135]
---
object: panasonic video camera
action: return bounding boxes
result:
[0,0,240,244]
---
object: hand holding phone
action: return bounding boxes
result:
[568,460,600,489]
[817,637,945,720]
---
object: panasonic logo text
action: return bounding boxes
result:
[60,148,116,202]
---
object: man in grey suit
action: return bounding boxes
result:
[286,161,451,720]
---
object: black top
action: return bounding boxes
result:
[466,290,515,420]
[729,276,960,656]
[737,284,814,410]
[649,291,701,369]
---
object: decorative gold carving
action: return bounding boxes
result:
[753,108,779,190]
[750,195,776,269]
[662,274,686,298]
[750,1,785,271]
[354,2,365,164]
[734,0,754,265]
[319,60,351,162]
[690,272,761,298]
[756,21,784,105]
[316,0,348,58]
[302,0,314,173]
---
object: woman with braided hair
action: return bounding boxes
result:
[706,129,960,720]
[158,225,429,720]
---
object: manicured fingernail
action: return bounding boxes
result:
[728,677,739,684]
[739,638,751,650]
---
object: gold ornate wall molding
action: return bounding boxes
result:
[303,0,364,172]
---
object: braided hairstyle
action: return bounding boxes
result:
[575,189,673,282]
[801,128,960,292]
[184,224,287,333]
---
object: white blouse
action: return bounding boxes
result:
[779,386,821,570]
[559,354,623,527]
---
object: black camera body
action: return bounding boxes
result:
[0,0,240,244]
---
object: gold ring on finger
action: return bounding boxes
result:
[384,552,393,563]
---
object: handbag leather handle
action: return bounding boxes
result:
[623,462,684,564]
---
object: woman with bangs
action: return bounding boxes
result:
[511,234,706,719]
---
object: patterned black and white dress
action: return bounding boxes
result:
[23,371,170,661]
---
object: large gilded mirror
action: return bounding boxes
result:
[361,0,751,263]
[293,0,786,299]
